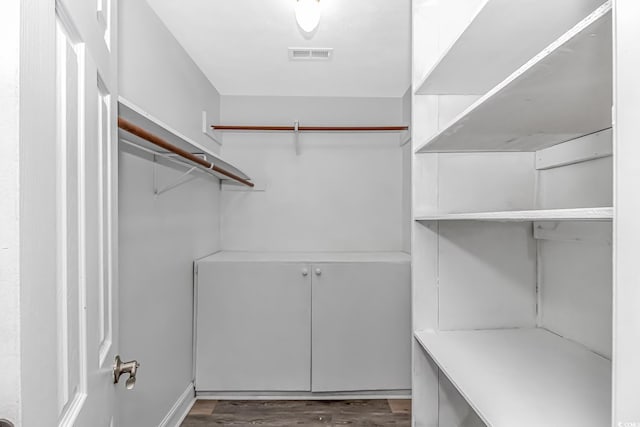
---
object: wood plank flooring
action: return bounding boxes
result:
[182,399,411,426]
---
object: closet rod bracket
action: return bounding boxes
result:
[153,154,206,196]
[294,120,300,155]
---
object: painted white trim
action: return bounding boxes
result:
[399,132,411,147]
[533,221,612,244]
[201,110,223,147]
[415,207,613,222]
[195,390,411,400]
[157,383,195,427]
[535,128,612,170]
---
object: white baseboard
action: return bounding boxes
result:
[158,383,195,427]
[195,389,412,400]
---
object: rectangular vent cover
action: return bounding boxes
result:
[288,47,333,60]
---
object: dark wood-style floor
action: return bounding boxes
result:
[181,399,411,426]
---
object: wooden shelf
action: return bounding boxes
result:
[415,207,613,222]
[414,328,611,427]
[415,0,605,95]
[415,3,612,153]
[118,97,251,183]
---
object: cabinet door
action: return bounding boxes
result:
[196,261,311,391]
[311,262,411,392]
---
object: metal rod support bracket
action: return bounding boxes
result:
[154,154,205,196]
[294,120,300,155]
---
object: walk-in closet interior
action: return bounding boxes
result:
[4,0,639,426]
[115,0,640,425]
[116,1,412,426]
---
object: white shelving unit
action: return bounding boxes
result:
[414,329,611,427]
[410,0,629,425]
[416,2,612,153]
[118,97,252,184]
[414,0,605,95]
[415,207,613,222]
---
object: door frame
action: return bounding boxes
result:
[18,0,60,425]
[612,0,640,424]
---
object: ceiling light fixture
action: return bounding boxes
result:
[295,0,321,33]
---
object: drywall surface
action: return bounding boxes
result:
[119,0,220,153]
[118,1,222,425]
[538,157,613,209]
[539,231,612,358]
[402,87,412,253]
[119,151,219,427]
[537,155,613,357]
[219,95,405,252]
[0,0,21,425]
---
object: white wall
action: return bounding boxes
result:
[118,1,222,425]
[219,95,406,252]
[537,153,613,358]
[0,0,21,424]
[119,0,220,153]
[118,151,219,426]
[401,88,412,253]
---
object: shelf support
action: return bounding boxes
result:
[294,120,300,155]
[153,156,199,196]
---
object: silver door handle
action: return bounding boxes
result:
[113,355,140,390]
[314,268,322,276]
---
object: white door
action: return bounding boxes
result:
[55,0,120,425]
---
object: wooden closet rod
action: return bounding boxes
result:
[211,125,409,132]
[118,117,255,188]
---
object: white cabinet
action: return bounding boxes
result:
[195,261,311,391]
[311,262,411,392]
[194,252,411,394]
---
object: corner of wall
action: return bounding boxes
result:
[118,1,222,425]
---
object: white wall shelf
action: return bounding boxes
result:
[415,207,612,222]
[118,97,251,184]
[414,328,611,427]
[414,0,605,95]
[415,3,612,153]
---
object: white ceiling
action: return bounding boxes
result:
[145,0,411,98]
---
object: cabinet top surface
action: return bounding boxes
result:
[197,251,411,264]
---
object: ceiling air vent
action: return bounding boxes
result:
[288,47,333,60]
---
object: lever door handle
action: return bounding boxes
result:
[113,355,140,390]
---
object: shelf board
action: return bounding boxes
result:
[415,3,612,153]
[414,328,611,427]
[415,0,606,95]
[415,207,613,222]
[197,251,411,264]
[118,97,251,183]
